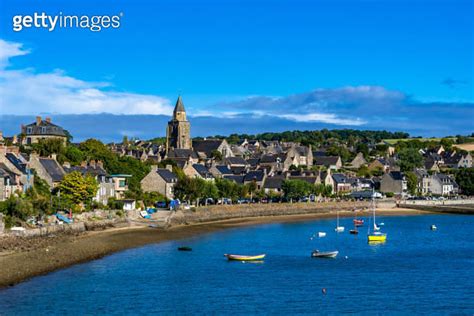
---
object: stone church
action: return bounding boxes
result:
[166,96,191,152]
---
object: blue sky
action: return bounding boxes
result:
[0,0,473,139]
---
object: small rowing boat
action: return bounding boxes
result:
[178,246,192,251]
[431,225,437,231]
[224,254,266,261]
[311,250,339,258]
[353,219,364,227]
[349,229,358,234]
[318,232,326,237]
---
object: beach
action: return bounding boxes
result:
[0,207,426,288]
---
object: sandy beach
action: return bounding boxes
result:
[0,208,427,288]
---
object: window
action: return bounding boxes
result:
[119,180,126,187]
[27,127,32,134]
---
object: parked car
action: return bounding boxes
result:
[155,201,167,208]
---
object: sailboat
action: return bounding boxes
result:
[335,210,345,232]
[367,191,386,243]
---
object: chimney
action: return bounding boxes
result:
[45,117,51,123]
[97,160,104,168]
[51,153,57,160]
[12,135,17,144]
[36,116,42,126]
[90,160,96,168]
[63,161,71,168]
[151,165,158,172]
[166,164,173,172]
[80,161,87,167]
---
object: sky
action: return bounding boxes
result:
[0,0,473,140]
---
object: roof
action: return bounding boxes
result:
[289,176,319,184]
[389,171,404,181]
[332,173,348,184]
[215,165,233,175]
[225,156,247,166]
[246,158,260,167]
[244,170,265,182]
[223,175,245,184]
[0,164,18,184]
[230,166,246,175]
[23,119,67,137]
[263,177,284,189]
[314,156,340,166]
[174,96,186,113]
[192,139,224,156]
[64,165,107,177]
[6,153,27,174]
[167,148,198,159]
[39,158,65,182]
[156,168,178,183]
[192,164,214,178]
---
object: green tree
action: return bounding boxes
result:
[405,171,419,196]
[58,171,98,210]
[210,150,223,161]
[397,148,423,172]
[455,168,474,196]
[281,180,314,200]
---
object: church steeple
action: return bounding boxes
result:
[173,95,187,121]
[166,96,191,152]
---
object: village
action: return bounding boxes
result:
[1,96,473,234]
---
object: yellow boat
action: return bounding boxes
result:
[368,232,387,242]
[224,254,266,261]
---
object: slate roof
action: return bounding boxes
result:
[314,156,340,166]
[6,153,27,174]
[0,164,18,184]
[167,148,198,159]
[230,166,246,175]
[192,164,214,179]
[192,139,223,156]
[39,158,65,182]
[223,175,245,184]
[174,96,186,113]
[215,165,233,175]
[244,170,265,182]
[332,173,348,184]
[23,119,67,137]
[263,177,284,189]
[64,165,108,177]
[246,158,260,168]
[156,168,178,183]
[225,156,247,166]
[389,171,404,181]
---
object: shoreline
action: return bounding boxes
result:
[0,208,429,288]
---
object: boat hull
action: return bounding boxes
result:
[225,254,266,261]
[311,251,339,258]
[367,234,387,242]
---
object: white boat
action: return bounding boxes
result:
[311,250,339,258]
[334,211,345,232]
[431,225,437,231]
[318,232,326,237]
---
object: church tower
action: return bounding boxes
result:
[166,96,191,152]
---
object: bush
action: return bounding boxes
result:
[385,192,395,198]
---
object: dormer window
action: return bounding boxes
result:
[41,127,46,134]
[27,127,32,134]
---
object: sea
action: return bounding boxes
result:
[0,214,473,315]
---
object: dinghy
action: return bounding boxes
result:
[178,246,192,251]
[224,254,266,261]
[311,250,339,258]
[318,232,326,237]
[334,211,345,232]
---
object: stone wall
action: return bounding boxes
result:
[169,201,373,226]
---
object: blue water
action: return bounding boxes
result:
[1,214,473,315]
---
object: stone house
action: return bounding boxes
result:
[314,156,342,170]
[348,153,367,169]
[430,174,457,196]
[263,176,284,195]
[183,163,214,180]
[243,170,266,190]
[21,116,68,146]
[192,139,234,160]
[331,173,352,194]
[28,153,65,188]
[209,164,233,178]
[0,166,22,201]
[380,171,407,196]
[141,165,178,199]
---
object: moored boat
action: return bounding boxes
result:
[335,211,345,232]
[318,232,326,237]
[178,246,192,251]
[311,250,339,258]
[367,190,387,243]
[224,254,266,261]
[349,229,358,235]
[431,225,437,231]
[353,219,364,227]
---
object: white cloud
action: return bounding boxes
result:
[280,113,366,126]
[0,39,173,116]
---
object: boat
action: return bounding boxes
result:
[431,225,437,231]
[318,232,326,237]
[224,254,266,261]
[311,250,339,258]
[367,190,387,243]
[334,211,345,232]
[349,228,358,235]
[178,246,192,251]
[353,219,364,227]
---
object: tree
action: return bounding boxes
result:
[357,165,371,178]
[405,171,419,196]
[210,150,223,161]
[397,148,423,172]
[58,171,98,210]
[455,168,474,196]
[356,143,369,158]
[282,180,314,200]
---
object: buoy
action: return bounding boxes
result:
[345,256,348,259]
[322,288,327,295]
